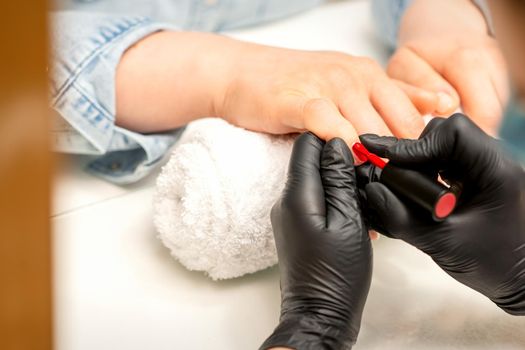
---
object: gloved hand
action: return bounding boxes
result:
[357,114,525,315]
[261,133,373,350]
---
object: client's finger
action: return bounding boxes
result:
[393,79,439,116]
[443,59,503,134]
[338,95,392,137]
[299,98,360,148]
[387,47,460,116]
[370,77,425,139]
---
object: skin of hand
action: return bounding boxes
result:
[261,133,372,350]
[389,0,509,134]
[116,31,429,148]
[357,114,525,315]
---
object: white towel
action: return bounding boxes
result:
[154,118,295,280]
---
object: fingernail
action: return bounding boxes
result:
[436,92,455,115]
[352,151,365,165]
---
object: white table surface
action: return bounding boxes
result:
[53,1,525,349]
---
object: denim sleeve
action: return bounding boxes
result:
[371,0,414,50]
[472,0,494,35]
[50,11,185,184]
[372,0,494,50]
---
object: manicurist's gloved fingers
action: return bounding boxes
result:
[361,116,459,166]
[358,134,399,158]
[361,132,445,167]
[277,132,326,220]
[418,117,447,138]
[381,115,488,168]
[264,132,374,350]
[358,113,525,317]
[361,114,506,192]
[320,138,361,230]
[364,182,414,240]
[358,118,447,158]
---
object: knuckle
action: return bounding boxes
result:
[386,48,410,75]
[448,113,475,133]
[278,194,295,213]
[271,198,289,224]
[275,196,306,227]
[270,201,281,221]
[303,97,332,117]
[360,57,383,74]
[454,47,483,66]
[324,64,351,86]
[325,50,349,60]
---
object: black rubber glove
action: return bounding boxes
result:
[357,114,525,315]
[260,133,373,350]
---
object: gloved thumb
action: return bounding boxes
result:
[364,182,416,240]
[320,137,362,230]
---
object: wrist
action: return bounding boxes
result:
[166,32,245,119]
[260,314,356,350]
[491,240,525,316]
[491,285,525,316]
[183,33,247,119]
[398,0,489,45]
[471,0,494,35]
[116,31,243,131]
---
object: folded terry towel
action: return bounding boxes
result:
[154,118,295,280]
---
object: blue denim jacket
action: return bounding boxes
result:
[50,1,325,184]
[371,0,492,49]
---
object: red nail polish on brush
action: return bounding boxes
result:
[353,142,457,221]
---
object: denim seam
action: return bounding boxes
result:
[256,0,269,18]
[393,1,403,47]
[51,17,151,107]
[71,83,113,125]
[54,85,112,154]
[186,1,198,30]
[112,124,179,166]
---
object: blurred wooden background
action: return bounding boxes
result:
[0,1,53,350]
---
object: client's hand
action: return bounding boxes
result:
[261,132,372,350]
[220,42,427,145]
[358,114,525,315]
[116,31,427,148]
[389,0,509,134]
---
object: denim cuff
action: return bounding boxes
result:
[260,315,356,350]
[50,12,183,184]
[85,126,185,184]
[371,0,494,50]
[371,0,414,49]
[472,0,495,35]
